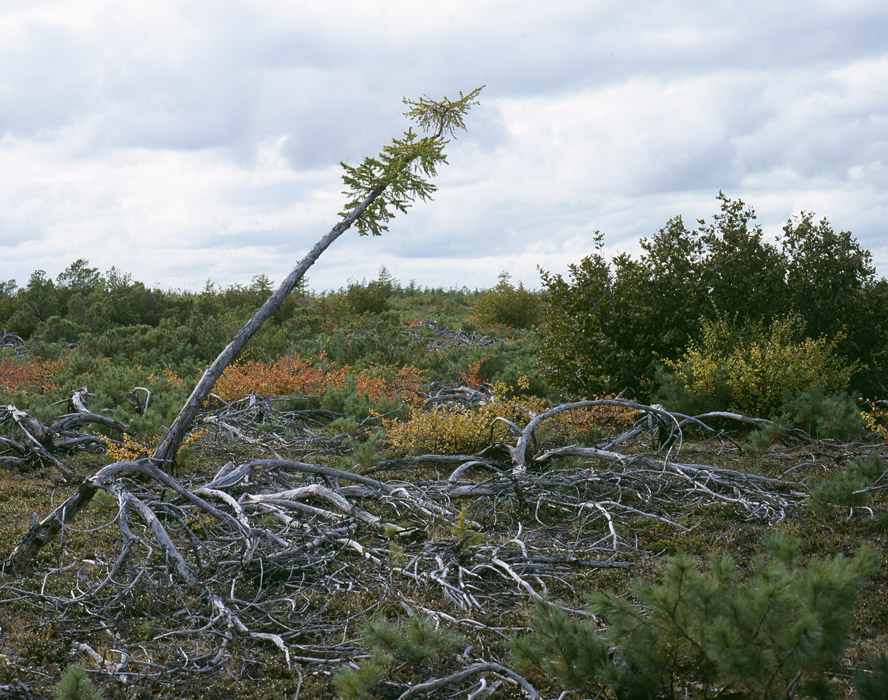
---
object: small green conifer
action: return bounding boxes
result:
[53,665,105,700]
[512,534,881,699]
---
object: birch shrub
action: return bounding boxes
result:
[660,316,855,419]
[382,382,637,455]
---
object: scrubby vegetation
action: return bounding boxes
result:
[539,194,888,402]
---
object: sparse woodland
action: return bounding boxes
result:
[1,90,887,700]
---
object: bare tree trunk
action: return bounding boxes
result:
[152,185,384,467]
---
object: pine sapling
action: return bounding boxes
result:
[511,533,881,699]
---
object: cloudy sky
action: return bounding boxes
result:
[2,1,886,293]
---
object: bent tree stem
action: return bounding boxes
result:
[152,185,384,467]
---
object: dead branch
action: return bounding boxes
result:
[1,390,833,692]
[397,661,541,699]
[0,329,25,351]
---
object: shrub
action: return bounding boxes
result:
[54,664,104,700]
[333,615,466,699]
[382,395,528,454]
[214,355,348,402]
[512,533,881,699]
[538,195,888,400]
[333,651,391,700]
[361,614,466,663]
[745,421,787,456]
[661,316,854,418]
[0,356,64,393]
[344,279,391,316]
[860,399,888,443]
[0,350,191,437]
[38,316,87,344]
[320,365,425,419]
[808,452,885,515]
[474,272,541,329]
[778,385,863,441]
[382,383,636,456]
[856,653,888,700]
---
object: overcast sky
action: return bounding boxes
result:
[1,1,886,293]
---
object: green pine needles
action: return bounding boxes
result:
[808,452,885,515]
[53,665,105,700]
[340,86,483,237]
[333,614,467,699]
[512,532,881,699]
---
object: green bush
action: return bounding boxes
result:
[361,614,466,663]
[343,268,398,317]
[333,615,466,699]
[345,280,390,315]
[856,653,888,700]
[333,651,392,700]
[54,664,104,700]
[38,316,87,344]
[538,194,888,400]
[778,384,864,441]
[808,452,885,515]
[512,533,881,699]
[745,420,787,456]
[0,347,191,439]
[474,272,541,329]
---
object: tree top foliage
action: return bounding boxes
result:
[340,86,484,237]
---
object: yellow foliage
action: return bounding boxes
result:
[382,383,637,455]
[860,400,888,443]
[98,428,205,461]
[181,428,208,450]
[665,317,855,418]
[98,433,155,461]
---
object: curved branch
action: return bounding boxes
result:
[510,399,665,474]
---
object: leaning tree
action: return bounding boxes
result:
[5,86,485,574]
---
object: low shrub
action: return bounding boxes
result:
[778,385,863,441]
[54,664,105,700]
[0,355,64,393]
[660,316,854,418]
[860,399,888,443]
[474,273,541,329]
[214,355,348,402]
[344,276,394,316]
[808,452,885,515]
[382,383,636,455]
[333,615,466,700]
[512,533,881,699]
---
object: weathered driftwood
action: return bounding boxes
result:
[0,402,130,476]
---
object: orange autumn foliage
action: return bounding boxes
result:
[213,355,426,407]
[355,365,425,405]
[0,357,64,393]
[215,355,348,402]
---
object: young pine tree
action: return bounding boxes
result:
[512,533,881,699]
